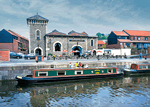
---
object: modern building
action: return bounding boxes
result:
[27,14,98,56]
[106,30,150,49]
[0,29,29,54]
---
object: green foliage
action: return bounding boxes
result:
[96,33,109,40]
[102,44,106,48]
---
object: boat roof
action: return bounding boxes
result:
[131,63,150,65]
[34,67,116,71]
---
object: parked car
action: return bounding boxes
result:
[24,53,37,59]
[17,53,25,58]
[10,52,22,59]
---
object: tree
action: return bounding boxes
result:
[102,44,106,48]
[96,33,101,40]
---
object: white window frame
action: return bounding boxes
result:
[57,71,66,76]
[75,70,83,75]
[38,72,48,76]
[107,69,113,73]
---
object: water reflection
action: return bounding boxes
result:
[0,76,150,107]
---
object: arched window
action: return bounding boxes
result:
[37,30,40,36]
[36,30,40,40]
[55,43,61,51]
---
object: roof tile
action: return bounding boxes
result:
[113,31,128,36]
[124,30,150,36]
[98,40,105,44]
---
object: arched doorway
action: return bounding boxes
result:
[93,50,96,56]
[55,43,61,51]
[35,48,41,55]
[72,46,82,56]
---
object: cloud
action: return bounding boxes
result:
[0,0,150,37]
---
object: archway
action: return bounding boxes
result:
[55,43,61,51]
[72,46,82,57]
[93,50,96,56]
[35,48,41,55]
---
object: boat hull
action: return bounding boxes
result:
[124,69,150,76]
[16,73,123,84]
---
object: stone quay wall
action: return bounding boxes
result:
[0,60,149,81]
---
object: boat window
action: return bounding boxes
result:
[142,66,148,69]
[75,70,83,75]
[38,72,48,76]
[57,71,66,75]
[107,69,113,73]
[139,65,142,69]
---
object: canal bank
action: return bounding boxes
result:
[0,58,150,80]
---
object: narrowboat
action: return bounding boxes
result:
[16,67,123,84]
[123,63,150,76]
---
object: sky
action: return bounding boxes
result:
[0,0,150,39]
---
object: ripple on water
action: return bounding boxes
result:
[0,76,150,107]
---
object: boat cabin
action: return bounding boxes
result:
[130,63,150,70]
[32,67,117,78]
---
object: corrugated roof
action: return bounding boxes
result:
[113,31,128,36]
[46,29,67,36]
[123,30,150,36]
[27,14,49,21]
[118,39,131,42]
[98,40,105,44]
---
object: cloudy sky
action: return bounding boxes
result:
[0,0,150,39]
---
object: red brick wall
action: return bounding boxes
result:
[0,49,9,61]
[106,41,121,49]
[130,36,150,41]
[0,43,13,51]
[13,39,19,53]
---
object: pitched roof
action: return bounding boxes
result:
[46,29,67,36]
[98,40,105,44]
[27,14,49,21]
[118,39,131,42]
[7,30,28,40]
[123,30,150,36]
[112,31,128,36]
[68,30,88,36]
[81,32,88,36]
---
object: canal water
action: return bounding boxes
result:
[0,76,150,107]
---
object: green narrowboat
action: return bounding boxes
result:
[16,67,123,84]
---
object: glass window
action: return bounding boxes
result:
[137,37,140,40]
[145,37,148,40]
[91,40,93,46]
[133,37,135,40]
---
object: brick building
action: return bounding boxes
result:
[27,14,98,56]
[0,29,29,54]
[106,30,150,49]
[98,40,105,49]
